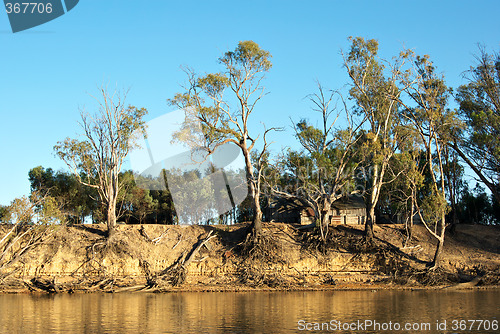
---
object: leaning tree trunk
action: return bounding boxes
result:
[430,214,446,269]
[364,164,380,243]
[365,205,375,242]
[319,210,330,243]
[404,192,415,247]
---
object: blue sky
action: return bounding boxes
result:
[1,0,499,205]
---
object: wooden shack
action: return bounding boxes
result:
[266,198,305,224]
[267,196,366,225]
[328,196,366,225]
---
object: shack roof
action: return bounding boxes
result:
[331,196,366,210]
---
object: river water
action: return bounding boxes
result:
[0,290,498,333]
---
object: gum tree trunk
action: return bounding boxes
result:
[242,143,262,238]
[430,215,446,269]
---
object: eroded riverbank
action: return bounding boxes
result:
[0,223,499,293]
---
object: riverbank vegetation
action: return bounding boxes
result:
[1,38,499,291]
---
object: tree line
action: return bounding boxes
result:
[1,38,498,268]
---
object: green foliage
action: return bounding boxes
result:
[197,73,229,96]
[3,197,34,225]
[166,169,214,224]
[4,194,63,225]
[125,187,157,224]
[220,40,272,73]
[169,41,272,152]
[419,188,450,227]
[346,36,400,133]
[408,55,462,141]
[455,48,500,197]
[39,196,66,224]
[28,166,95,224]
[457,184,498,225]
[0,205,8,223]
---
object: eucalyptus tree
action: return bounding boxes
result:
[54,88,148,235]
[168,41,274,239]
[454,47,500,204]
[398,54,462,268]
[343,37,408,242]
[269,84,364,242]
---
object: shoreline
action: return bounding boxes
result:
[2,279,499,295]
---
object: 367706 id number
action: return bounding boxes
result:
[5,2,53,14]
[451,319,498,331]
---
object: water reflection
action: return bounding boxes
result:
[0,290,498,333]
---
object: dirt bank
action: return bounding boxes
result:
[0,222,498,293]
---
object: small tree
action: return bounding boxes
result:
[4,196,37,225]
[269,84,364,242]
[128,187,157,224]
[54,88,147,235]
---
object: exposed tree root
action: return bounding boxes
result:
[238,229,286,264]
[150,230,216,287]
[299,226,377,255]
[238,261,291,288]
[234,227,293,288]
[0,225,54,277]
